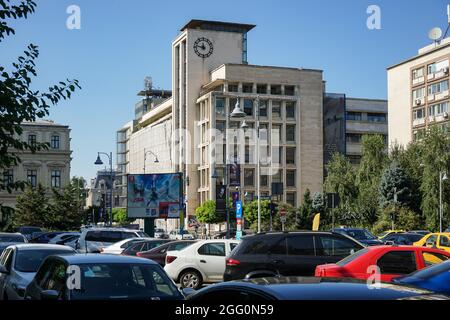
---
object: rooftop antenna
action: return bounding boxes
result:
[443,4,450,39]
[429,27,443,46]
[144,76,153,91]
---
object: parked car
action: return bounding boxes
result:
[137,240,196,265]
[29,232,65,244]
[378,230,405,241]
[0,244,75,300]
[121,239,173,256]
[16,227,42,241]
[381,232,424,245]
[315,245,450,282]
[331,228,383,246]
[393,260,450,295]
[0,233,28,255]
[212,229,249,239]
[76,228,149,253]
[413,232,450,253]
[101,237,154,255]
[154,228,168,239]
[169,229,195,240]
[186,276,448,301]
[410,230,431,236]
[164,239,239,289]
[48,232,80,245]
[223,231,364,282]
[24,254,183,300]
[59,235,80,249]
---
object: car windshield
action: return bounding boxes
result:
[19,227,41,235]
[70,263,181,300]
[85,231,138,243]
[0,234,25,242]
[346,229,376,240]
[15,249,73,272]
[336,248,369,267]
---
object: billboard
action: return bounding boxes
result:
[127,173,182,218]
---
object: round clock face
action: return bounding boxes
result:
[194,37,213,58]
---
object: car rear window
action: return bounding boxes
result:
[241,235,286,255]
[85,231,138,243]
[0,234,25,242]
[336,248,369,267]
[15,249,73,272]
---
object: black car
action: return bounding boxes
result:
[331,228,383,246]
[223,231,364,281]
[25,254,183,300]
[187,276,448,301]
[381,232,424,245]
[29,232,64,244]
[121,239,173,256]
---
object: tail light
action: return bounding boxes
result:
[136,252,142,257]
[226,258,240,266]
[166,255,177,264]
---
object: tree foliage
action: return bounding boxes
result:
[195,200,225,224]
[113,208,134,225]
[379,161,412,208]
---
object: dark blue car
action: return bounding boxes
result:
[331,228,383,246]
[394,260,450,295]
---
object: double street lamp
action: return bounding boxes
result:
[143,148,159,173]
[94,152,113,226]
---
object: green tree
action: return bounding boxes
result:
[13,184,49,228]
[0,0,81,220]
[113,208,134,225]
[195,200,225,224]
[297,189,313,229]
[379,161,413,208]
[48,185,83,230]
[244,200,271,231]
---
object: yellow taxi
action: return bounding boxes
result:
[378,230,405,241]
[413,232,450,253]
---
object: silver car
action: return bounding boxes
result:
[0,244,75,300]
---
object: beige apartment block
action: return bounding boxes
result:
[0,120,71,216]
[388,38,450,146]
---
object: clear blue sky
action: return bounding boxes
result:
[0,0,448,180]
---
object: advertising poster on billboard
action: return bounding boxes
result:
[127,173,182,218]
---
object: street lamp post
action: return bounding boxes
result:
[254,95,261,234]
[439,171,448,233]
[94,152,113,226]
[143,148,159,173]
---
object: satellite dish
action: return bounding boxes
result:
[428,27,443,41]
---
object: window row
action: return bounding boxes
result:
[346,111,387,123]
[26,134,61,149]
[216,97,296,119]
[227,83,296,96]
[413,102,449,119]
[2,169,62,188]
[412,59,449,80]
[346,133,388,144]
[413,80,449,99]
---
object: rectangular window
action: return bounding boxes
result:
[272,170,282,183]
[287,235,314,255]
[377,251,417,275]
[242,83,253,93]
[51,170,61,188]
[286,147,296,165]
[428,80,449,95]
[3,169,13,185]
[244,168,254,186]
[215,97,225,116]
[284,86,295,96]
[50,135,60,149]
[259,100,267,117]
[413,87,426,99]
[260,174,268,187]
[28,134,36,146]
[428,59,449,74]
[286,102,295,118]
[256,84,267,94]
[271,85,282,95]
[286,192,296,207]
[27,170,37,187]
[286,125,296,142]
[286,170,296,187]
[428,102,449,116]
[412,67,424,79]
[228,83,239,92]
[272,124,282,144]
[346,133,362,143]
[244,99,253,116]
[272,101,281,118]
[346,112,362,121]
[367,113,387,123]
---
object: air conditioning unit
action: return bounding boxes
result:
[415,99,422,106]
[444,67,449,74]
[444,112,449,118]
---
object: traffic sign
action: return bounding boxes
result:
[280,208,286,223]
[236,201,243,219]
[236,230,242,240]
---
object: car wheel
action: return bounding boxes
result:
[180,270,202,289]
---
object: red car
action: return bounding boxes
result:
[315,245,450,282]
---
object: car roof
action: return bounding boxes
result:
[0,232,24,236]
[193,276,437,300]
[365,245,450,253]
[12,244,75,251]
[50,253,159,265]
[84,228,140,232]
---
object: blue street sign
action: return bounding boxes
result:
[236,230,242,240]
[236,201,243,219]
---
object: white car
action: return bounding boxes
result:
[100,237,153,255]
[164,239,239,289]
[168,229,194,240]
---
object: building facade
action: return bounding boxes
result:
[324,95,388,167]
[0,120,71,212]
[388,37,450,146]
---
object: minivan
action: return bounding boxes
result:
[76,228,149,253]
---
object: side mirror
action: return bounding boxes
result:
[181,287,196,298]
[0,265,9,274]
[40,290,59,300]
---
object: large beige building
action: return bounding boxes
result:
[388,37,450,146]
[117,20,324,229]
[0,120,71,218]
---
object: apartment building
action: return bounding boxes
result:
[117,20,324,230]
[388,37,450,146]
[323,94,388,166]
[0,120,71,215]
